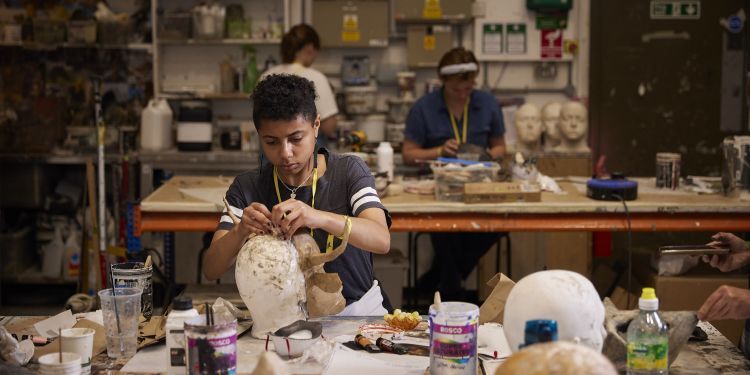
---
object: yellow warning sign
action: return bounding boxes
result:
[423,35,436,50]
[342,14,361,42]
[423,0,443,19]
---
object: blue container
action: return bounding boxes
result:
[523,319,558,348]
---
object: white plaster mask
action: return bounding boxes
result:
[236,233,348,339]
[541,102,562,143]
[514,104,543,144]
[503,270,606,353]
[558,101,588,141]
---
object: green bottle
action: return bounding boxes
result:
[626,287,669,375]
[243,46,259,93]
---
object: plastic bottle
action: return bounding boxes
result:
[376,141,394,181]
[243,46,259,94]
[140,99,173,151]
[627,287,668,375]
[166,296,199,374]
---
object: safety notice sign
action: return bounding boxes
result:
[540,29,562,59]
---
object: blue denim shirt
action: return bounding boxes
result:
[404,88,505,149]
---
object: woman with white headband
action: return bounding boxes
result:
[403,47,506,301]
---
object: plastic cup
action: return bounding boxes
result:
[38,352,81,375]
[98,287,141,359]
[61,328,95,374]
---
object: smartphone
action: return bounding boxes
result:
[659,244,731,256]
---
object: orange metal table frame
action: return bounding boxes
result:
[134,207,750,236]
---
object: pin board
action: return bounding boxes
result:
[473,0,579,61]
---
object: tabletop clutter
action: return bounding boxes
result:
[1,258,708,375]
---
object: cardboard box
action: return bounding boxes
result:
[535,153,592,177]
[641,267,748,346]
[394,0,474,21]
[407,25,453,68]
[464,182,542,203]
[312,0,389,48]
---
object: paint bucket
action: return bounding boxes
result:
[184,315,238,374]
[111,262,153,319]
[428,302,479,375]
[655,152,681,189]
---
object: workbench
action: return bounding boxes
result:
[135,175,750,235]
[2,315,749,374]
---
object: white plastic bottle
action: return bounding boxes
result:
[140,98,173,151]
[627,287,668,375]
[376,141,394,181]
[166,296,199,374]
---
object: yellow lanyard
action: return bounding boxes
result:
[447,98,470,144]
[273,166,336,253]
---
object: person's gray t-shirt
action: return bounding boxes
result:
[217,149,391,305]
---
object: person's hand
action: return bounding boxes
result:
[271,199,322,240]
[236,202,273,236]
[701,232,750,272]
[697,285,750,321]
[440,139,459,157]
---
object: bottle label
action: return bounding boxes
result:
[627,341,668,370]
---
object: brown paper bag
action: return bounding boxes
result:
[478,273,515,325]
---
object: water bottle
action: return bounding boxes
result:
[627,287,668,375]
[166,296,199,374]
[376,141,394,181]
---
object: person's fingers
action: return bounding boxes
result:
[707,241,724,248]
[251,202,273,220]
[713,301,733,320]
[709,255,720,268]
[281,209,302,234]
[698,288,725,321]
[703,297,728,322]
[701,255,710,263]
[285,219,304,240]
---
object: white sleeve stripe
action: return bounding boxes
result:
[220,215,234,224]
[352,196,381,214]
[351,187,377,206]
[223,205,243,217]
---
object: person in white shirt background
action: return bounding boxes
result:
[261,24,339,149]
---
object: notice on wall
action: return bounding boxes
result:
[506,24,527,54]
[341,14,361,42]
[483,24,503,54]
[540,29,562,59]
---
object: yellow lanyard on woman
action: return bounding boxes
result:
[273,166,336,253]
[448,98,470,144]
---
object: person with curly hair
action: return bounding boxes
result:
[260,24,338,149]
[203,74,391,315]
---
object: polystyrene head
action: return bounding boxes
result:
[503,270,605,352]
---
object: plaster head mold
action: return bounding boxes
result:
[602,298,697,371]
[552,101,590,153]
[541,102,562,151]
[227,200,350,339]
[513,103,543,155]
[496,341,618,375]
[503,270,606,353]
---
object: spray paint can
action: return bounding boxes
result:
[428,302,479,375]
[655,152,681,190]
[184,315,237,375]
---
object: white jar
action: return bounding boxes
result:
[166,296,199,375]
[140,99,173,151]
[356,114,386,143]
[376,142,394,181]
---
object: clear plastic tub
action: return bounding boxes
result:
[431,161,501,201]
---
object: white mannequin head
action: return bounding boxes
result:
[553,101,590,153]
[541,102,562,150]
[503,270,606,353]
[514,103,543,154]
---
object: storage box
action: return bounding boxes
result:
[464,182,541,203]
[373,250,408,308]
[158,12,191,40]
[312,0,389,48]
[67,21,97,44]
[407,25,453,68]
[431,162,501,201]
[0,226,36,278]
[640,265,748,346]
[394,0,474,21]
[535,153,592,177]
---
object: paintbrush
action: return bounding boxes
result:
[58,328,62,363]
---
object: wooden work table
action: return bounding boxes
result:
[135,175,750,235]
[2,315,749,374]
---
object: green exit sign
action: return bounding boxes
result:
[651,1,701,19]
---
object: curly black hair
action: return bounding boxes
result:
[251,74,318,129]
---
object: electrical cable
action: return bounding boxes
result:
[613,193,633,308]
